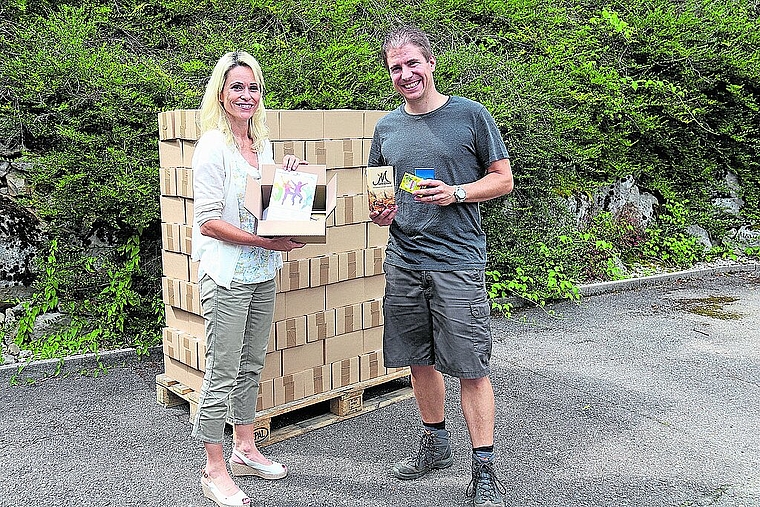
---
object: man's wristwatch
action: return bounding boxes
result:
[453,186,467,203]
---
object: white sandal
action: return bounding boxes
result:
[229,448,288,480]
[200,469,250,507]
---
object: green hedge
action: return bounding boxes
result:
[1,0,758,355]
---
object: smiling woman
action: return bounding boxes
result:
[189,50,307,507]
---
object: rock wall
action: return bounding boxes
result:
[0,162,41,288]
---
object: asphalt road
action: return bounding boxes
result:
[1,268,758,507]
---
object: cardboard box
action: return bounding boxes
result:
[274,372,312,406]
[184,198,194,225]
[275,316,307,350]
[273,140,306,161]
[281,341,324,376]
[189,259,200,283]
[362,298,383,328]
[327,167,365,196]
[162,250,190,281]
[364,247,385,276]
[306,140,363,169]
[311,364,331,394]
[180,225,193,256]
[338,250,364,282]
[158,111,176,141]
[164,355,204,392]
[244,164,336,244]
[363,110,389,138]
[280,259,310,292]
[284,286,326,319]
[198,335,206,371]
[366,222,390,248]
[180,332,200,370]
[307,309,336,342]
[257,379,275,411]
[362,139,372,166]
[261,350,282,381]
[181,140,196,167]
[161,223,182,253]
[160,196,186,225]
[159,167,178,196]
[363,327,384,353]
[266,110,280,140]
[158,140,183,167]
[364,274,386,300]
[165,305,205,337]
[323,110,365,139]
[360,350,386,381]
[162,327,181,361]
[324,330,363,364]
[268,323,276,353]
[334,195,367,226]
[309,255,338,287]
[179,280,200,314]
[279,110,324,140]
[176,109,200,141]
[326,278,372,310]
[273,291,286,321]
[331,356,360,388]
[161,277,182,307]
[335,303,362,335]
[176,168,193,198]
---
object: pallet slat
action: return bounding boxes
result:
[155,369,411,445]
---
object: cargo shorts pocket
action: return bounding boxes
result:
[470,301,492,355]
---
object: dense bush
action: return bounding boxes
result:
[1,0,758,357]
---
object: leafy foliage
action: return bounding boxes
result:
[1,0,758,351]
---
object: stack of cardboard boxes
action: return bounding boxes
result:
[158,108,407,424]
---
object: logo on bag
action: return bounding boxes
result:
[372,169,392,186]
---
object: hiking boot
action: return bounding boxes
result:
[392,428,453,480]
[466,452,506,506]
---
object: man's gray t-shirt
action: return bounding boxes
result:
[368,96,510,271]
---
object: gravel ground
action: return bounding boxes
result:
[0,266,758,507]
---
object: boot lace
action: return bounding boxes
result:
[466,460,506,503]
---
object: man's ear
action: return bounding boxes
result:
[429,55,436,71]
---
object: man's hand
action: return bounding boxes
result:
[412,179,455,206]
[370,206,397,226]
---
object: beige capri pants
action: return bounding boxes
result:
[191,275,276,444]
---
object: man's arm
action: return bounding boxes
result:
[411,158,514,205]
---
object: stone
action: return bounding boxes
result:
[713,197,744,215]
[686,224,713,250]
[723,225,760,250]
[567,175,659,229]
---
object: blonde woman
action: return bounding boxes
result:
[191,51,305,507]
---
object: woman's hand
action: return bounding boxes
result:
[266,236,305,251]
[282,155,308,171]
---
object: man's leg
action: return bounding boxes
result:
[460,376,495,447]
[461,376,505,506]
[411,364,446,423]
[392,364,453,479]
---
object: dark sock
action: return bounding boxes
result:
[473,445,494,454]
[423,420,446,431]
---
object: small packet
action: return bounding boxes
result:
[400,172,424,193]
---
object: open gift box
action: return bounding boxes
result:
[245,164,337,244]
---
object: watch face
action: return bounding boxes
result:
[455,187,466,201]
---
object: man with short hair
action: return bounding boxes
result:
[368,25,514,507]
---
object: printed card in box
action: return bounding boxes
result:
[266,169,318,221]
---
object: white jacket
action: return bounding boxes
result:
[191,130,276,289]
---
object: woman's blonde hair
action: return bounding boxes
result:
[198,51,269,151]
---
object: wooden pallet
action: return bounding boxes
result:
[156,369,412,445]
